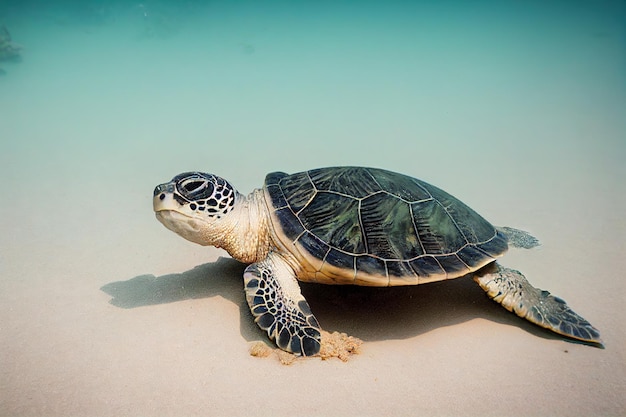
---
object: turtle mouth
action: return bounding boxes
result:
[155,209,191,221]
[153,181,215,246]
[153,192,200,234]
[155,209,207,244]
[153,188,189,213]
[155,209,195,227]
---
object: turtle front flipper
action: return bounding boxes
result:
[243,253,322,356]
[474,264,603,346]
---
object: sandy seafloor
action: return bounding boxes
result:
[1,1,625,416]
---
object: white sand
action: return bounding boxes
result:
[1,2,624,416]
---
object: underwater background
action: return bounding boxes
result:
[1,1,625,416]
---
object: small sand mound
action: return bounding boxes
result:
[275,350,298,365]
[319,330,362,362]
[249,341,298,365]
[249,331,362,364]
[249,341,273,358]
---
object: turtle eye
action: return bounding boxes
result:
[178,178,214,200]
[182,180,204,193]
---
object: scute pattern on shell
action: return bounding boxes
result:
[266,167,507,282]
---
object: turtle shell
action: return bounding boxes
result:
[264,167,507,286]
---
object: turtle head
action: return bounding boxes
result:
[153,172,238,246]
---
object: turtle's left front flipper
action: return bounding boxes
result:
[244,253,322,356]
[474,264,603,346]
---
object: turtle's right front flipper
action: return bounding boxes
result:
[244,253,322,356]
[474,264,603,346]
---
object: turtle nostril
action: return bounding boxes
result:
[159,193,165,201]
[154,183,174,197]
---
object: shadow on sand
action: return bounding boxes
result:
[101,257,564,345]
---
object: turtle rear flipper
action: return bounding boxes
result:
[474,264,603,346]
[244,253,322,356]
[497,226,540,249]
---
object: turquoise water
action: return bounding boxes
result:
[1,1,625,416]
[2,1,623,182]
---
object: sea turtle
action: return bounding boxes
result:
[153,167,602,356]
